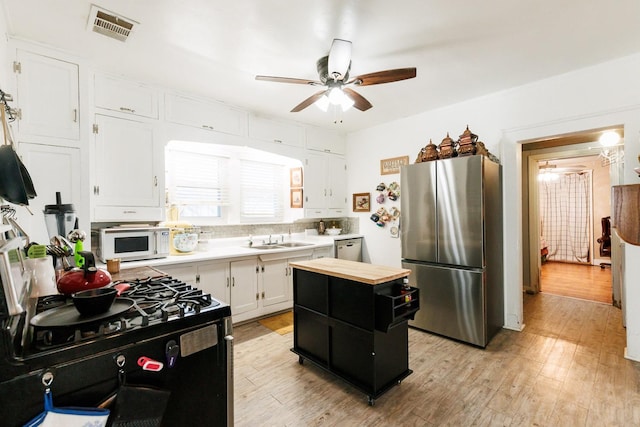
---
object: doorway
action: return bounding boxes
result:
[521,127,622,305]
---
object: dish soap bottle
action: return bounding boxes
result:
[318,219,326,235]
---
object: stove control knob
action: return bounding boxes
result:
[166,340,180,368]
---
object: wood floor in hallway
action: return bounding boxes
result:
[540,261,612,304]
[234,292,637,426]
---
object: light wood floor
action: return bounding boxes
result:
[541,261,612,304]
[234,293,639,426]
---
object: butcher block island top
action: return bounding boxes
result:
[288,258,410,285]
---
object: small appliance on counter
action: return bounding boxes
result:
[43,192,76,240]
[161,221,200,255]
[97,225,170,263]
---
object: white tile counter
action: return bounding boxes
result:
[109,233,363,270]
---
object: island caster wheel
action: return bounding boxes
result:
[368,396,375,406]
[298,356,304,365]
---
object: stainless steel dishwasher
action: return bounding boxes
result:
[336,237,362,262]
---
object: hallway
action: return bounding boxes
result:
[541,261,612,304]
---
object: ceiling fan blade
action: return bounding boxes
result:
[342,87,372,111]
[328,39,352,81]
[255,75,322,86]
[291,90,328,112]
[350,67,417,86]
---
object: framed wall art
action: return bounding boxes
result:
[380,156,409,175]
[290,167,303,188]
[353,193,371,212]
[290,188,303,208]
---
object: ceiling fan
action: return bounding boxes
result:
[255,38,417,113]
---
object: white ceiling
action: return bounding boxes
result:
[3,0,640,133]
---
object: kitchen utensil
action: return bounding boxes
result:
[71,287,118,316]
[30,298,135,327]
[0,106,36,205]
[67,222,86,268]
[27,244,47,259]
[326,228,341,236]
[317,219,326,235]
[111,282,130,296]
[44,192,76,240]
[56,251,112,295]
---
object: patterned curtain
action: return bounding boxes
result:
[539,172,591,263]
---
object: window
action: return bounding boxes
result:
[166,143,229,220]
[165,141,302,224]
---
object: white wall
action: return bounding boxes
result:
[0,3,10,91]
[346,52,640,359]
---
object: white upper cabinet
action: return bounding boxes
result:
[305,126,346,155]
[248,114,304,147]
[94,74,159,119]
[303,154,348,218]
[91,114,163,221]
[165,92,247,136]
[17,143,81,245]
[14,50,80,141]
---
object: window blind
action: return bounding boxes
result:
[240,159,285,221]
[167,150,230,206]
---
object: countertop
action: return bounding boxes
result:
[289,258,410,285]
[110,233,363,270]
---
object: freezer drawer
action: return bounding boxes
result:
[403,261,486,347]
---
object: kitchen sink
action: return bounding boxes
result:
[277,242,313,247]
[248,242,314,250]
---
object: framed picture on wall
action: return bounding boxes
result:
[353,193,371,212]
[290,188,303,208]
[290,167,303,188]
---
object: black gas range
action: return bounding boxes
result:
[0,275,233,426]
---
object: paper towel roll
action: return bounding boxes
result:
[25,256,58,297]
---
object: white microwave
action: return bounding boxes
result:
[98,227,170,263]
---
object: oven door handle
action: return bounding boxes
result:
[224,333,234,427]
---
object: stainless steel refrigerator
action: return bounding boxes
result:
[400,155,503,347]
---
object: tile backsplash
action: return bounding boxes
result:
[197,217,358,239]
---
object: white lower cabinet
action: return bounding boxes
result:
[312,246,334,259]
[157,251,314,323]
[156,260,230,305]
[230,258,259,317]
[260,259,289,307]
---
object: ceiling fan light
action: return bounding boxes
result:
[599,131,620,147]
[340,95,354,111]
[328,87,345,105]
[538,171,559,182]
[315,94,330,112]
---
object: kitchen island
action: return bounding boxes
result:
[289,258,418,405]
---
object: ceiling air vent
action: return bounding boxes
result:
[87,5,138,42]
